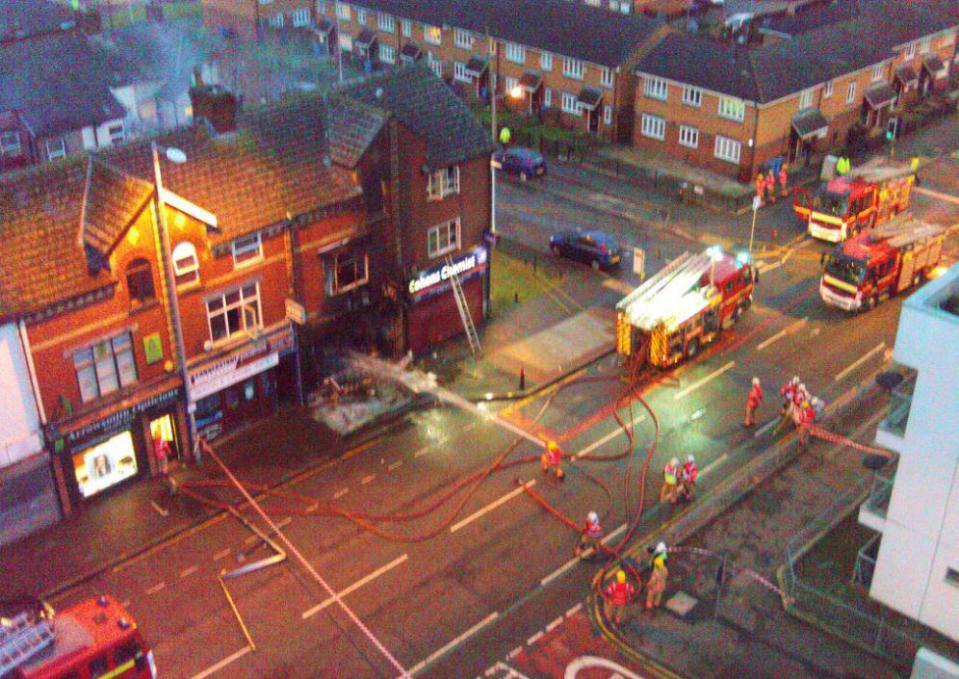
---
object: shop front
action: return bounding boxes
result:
[405,245,488,353]
[47,383,183,508]
[188,322,296,442]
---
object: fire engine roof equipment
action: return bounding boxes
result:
[847,157,913,183]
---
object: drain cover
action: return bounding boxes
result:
[665,591,699,617]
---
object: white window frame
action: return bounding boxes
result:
[454,28,472,49]
[428,54,444,78]
[423,24,441,46]
[643,76,668,101]
[428,165,460,200]
[378,12,394,31]
[563,57,585,80]
[172,241,200,288]
[904,41,916,58]
[505,42,525,64]
[845,81,857,104]
[678,124,699,149]
[330,251,369,294]
[941,31,955,48]
[603,104,612,125]
[74,333,137,403]
[401,19,411,36]
[428,218,461,258]
[823,80,834,98]
[600,67,613,88]
[454,61,471,82]
[713,135,742,164]
[206,283,262,344]
[1,130,22,155]
[505,76,518,94]
[316,1,326,15]
[356,8,366,24]
[919,37,931,54]
[380,44,395,64]
[540,51,552,71]
[335,2,350,20]
[681,86,702,107]
[872,64,884,82]
[45,137,66,160]
[232,232,263,268]
[544,87,552,107]
[269,13,285,28]
[107,122,125,145]
[799,88,813,109]
[717,96,745,122]
[561,92,581,116]
[292,8,311,27]
[640,113,665,141]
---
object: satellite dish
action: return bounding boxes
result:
[164,147,188,164]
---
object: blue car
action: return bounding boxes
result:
[492,147,547,181]
[549,229,623,270]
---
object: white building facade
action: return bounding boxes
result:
[859,263,959,642]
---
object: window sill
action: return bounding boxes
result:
[429,247,459,260]
[332,279,370,296]
[233,255,264,270]
[128,299,161,315]
[176,282,202,294]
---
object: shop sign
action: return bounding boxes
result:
[407,246,488,297]
[285,298,307,325]
[189,347,279,402]
[54,387,181,446]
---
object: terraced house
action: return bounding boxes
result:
[632,0,959,181]
[314,0,669,142]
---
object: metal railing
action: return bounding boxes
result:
[853,533,880,587]
[864,463,897,519]
[881,369,917,437]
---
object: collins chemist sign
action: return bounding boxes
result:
[407,246,487,298]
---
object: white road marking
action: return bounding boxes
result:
[566,603,583,618]
[526,631,544,646]
[545,617,564,633]
[180,565,199,579]
[334,488,349,499]
[700,453,729,478]
[575,414,646,459]
[602,278,635,295]
[145,582,166,595]
[450,481,536,533]
[757,317,808,351]
[758,260,783,275]
[914,186,959,205]
[213,549,231,561]
[754,417,780,438]
[413,446,430,458]
[150,500,169,517]
[361,474,376,485]
[835,342,886,382]
[674,361,736,401]
[302,554,409,619]
[601,522,628,544]
[305,504,319,514]
[120,600,131,609]
[508,646,522,660]
[407,612,499,677]
[243,516,291,545]
[388,461,403,471]
[189,646,252,679]
[810,327,821,337]
[541,557,579,587]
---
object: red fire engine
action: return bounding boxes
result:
[2,596,155,679]
[616,247,756,367]
[794,158,914,243]
[819,216,944,312]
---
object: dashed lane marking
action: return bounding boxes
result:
[361,474,376,485]
[545,617,564,633]
[413,446,430,458]
[242,516,291,544]
[575,414,646,459]
[145,582,166,595]
[601,522,628,544]
[450,481,536,533]
[566,603,583,618]
[507,647,522,660]
[673,361,735,401]
[540,556,579,587]
[757,317,808,351]
[835,342,886,382]
[213,549,231,561]
[526,631,544,646]
[302,554,409,619]
[180,565,199,579]
[700,453,729,478]
[388,460,403,471]
[189,646,252,679]
[407,612,499,677]
[334,488,349,499]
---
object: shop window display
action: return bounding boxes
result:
[73,430,138,498]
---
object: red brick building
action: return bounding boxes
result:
[202,0,315,39]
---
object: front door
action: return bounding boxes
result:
[588,109,599,134]
[149,414,180,461]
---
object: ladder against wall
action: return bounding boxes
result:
[446,256,481,355]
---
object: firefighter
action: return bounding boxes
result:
[152,428,171,477]
[541,440,565,480]
[780,376,800,415]
[754,173,765,207]
[576,511,603,557]
[645,543,669,611]
[744,376,763,427]
[795,399,817,446]
[660,457,680,504]
[604,569,635,626]
[766,170,777,204]
[679,455,699,501]
[779,162,790,197]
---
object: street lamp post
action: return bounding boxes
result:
[151,141,198,458]
[748,194,761,256]
[490,67,498,235]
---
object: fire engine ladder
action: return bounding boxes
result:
[620,252,712,330]
[0,613,55,676]
[446,256,481,355]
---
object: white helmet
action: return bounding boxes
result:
[687,455,695,463]
[791,376,800,385]
[655,542,667,554]
[752,376,760,386]
[587,511,598,523]
[670,456,679,466]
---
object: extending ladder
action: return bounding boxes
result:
[0,613,55,676]
[446,256,481,355]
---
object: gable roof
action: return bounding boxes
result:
[326,95,388,169]
[80,158,154,261]
[637,0,959,104]
[342,64,493,170]
[0,31,126,138]
[342,0,665,68]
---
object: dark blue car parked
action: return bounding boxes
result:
[549,229,623,270]
[492,147,547,181]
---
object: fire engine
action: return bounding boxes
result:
[819,215,944,312]
[616,247,756,368]
[1,596,155,679]
[793,158,915,243]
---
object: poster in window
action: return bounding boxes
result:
[143,333,163,364]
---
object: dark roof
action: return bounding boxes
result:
[923,55,945,73]
[317,18,335,33]
[864,83,896,109]
[344,0,665,68]
[0,32,126,137]
[342,64,494,170]
[896,64,918,85]
[356,28,377,46]
[519,70,543,92]
[577,87,604,110]
[465,56,489,76]
[759,0,860,37]
[792,108,828,138]
[80,158,154,260]
[0,0,75,41]
[637,0,959,103]
[401,41,422,58]
[326,95,388,168]
[105,96,361,245]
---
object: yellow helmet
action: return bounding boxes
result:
[547,440,559,451]
[616,569,626,584]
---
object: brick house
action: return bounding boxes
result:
[202,0,316,39]
[632,0,959,181]
[314,0,668,142]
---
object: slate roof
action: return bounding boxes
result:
[637,0,959,104]
[0,32,126,138]
[0,0,75,41]
[758,0,860,37]
[342,0,665,68]
[326,95,388,169]
[342,64,494,171]
[465,56,489,77]
[792,108,829,138]
[864,83,897,109]
[80,158,154,259]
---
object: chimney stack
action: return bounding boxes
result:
[189,83,239,134]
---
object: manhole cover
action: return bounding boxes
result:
[665,591,699,617]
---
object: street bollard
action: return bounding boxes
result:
[514,291,519,303]
[519,366,526,391]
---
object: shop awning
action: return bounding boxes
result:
[923,55,945,77]
[791,108,829,139]
[576,86,603,111]
[519,70,543,93]
[895,64,918,86]
[355,28,377,47]
[864,83,897,109]
[315,18,334,34]
[465,56,488,77]
[400,41,422,61]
